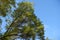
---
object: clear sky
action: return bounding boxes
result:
[0,0,60,40]
[33,0,60,40]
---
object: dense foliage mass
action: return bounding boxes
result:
[0,0,45,40]
[0,0,15,16]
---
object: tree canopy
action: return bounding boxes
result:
[0,0,45,40]
[0,0,15,16]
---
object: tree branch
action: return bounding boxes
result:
[0,33,20,40]
[4,17,17,36]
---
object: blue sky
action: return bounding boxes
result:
[33,0,60,40]
[0,0,60,40]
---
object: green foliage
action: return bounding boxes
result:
[0,19,2,24]
[46,37,49,40]
[0,1,45,40]
[0,0,15,16]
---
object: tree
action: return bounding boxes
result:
[0,1,45,40]
[46,37,49,40]
[0,0,15,16]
